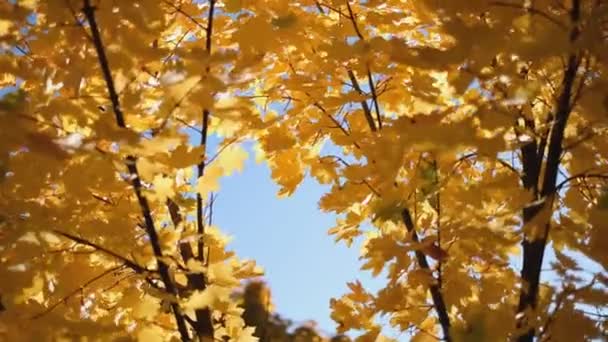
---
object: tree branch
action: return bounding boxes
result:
[345,1,364,40]
[555,172,608,192]
[188,0,217,338]
[81,1,190,339]
[516,1,582,340]
[344,2,382,131]
[31,265,126,320]
[81,1,125,128]
[165,198,197,264]
[163,0,208,32]
[52,230,149,274]
[401,209,451,341]
[194,0,216,262]
[366,68,383,130]
[539,277,597,341]
[347,69,377,132]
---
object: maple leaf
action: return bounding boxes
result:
[151,174,175,202]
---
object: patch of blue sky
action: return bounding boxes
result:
[189,130,385,335]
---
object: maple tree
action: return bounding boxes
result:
[0,0,607,341]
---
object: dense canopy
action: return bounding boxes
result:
[1,0,607,341]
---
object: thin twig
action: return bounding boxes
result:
[52,230,149,274]
[316,2,349,18]
[174,116,203,133]
[31,265,126,320]
[366,68,383,129]
[162,29,192,65]
[539,277,598,341]
[189,0,217,338]
[432,159,443,288]
[342,2,382,131]
[345,1,364,40]
[163,0,208,31]
[555,172,608,192]
[401,209,452,341]
[206,136,241,165]
[347,69,377,132]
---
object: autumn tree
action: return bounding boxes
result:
[1,0,607,342]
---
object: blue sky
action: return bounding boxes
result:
[211,140,382,335]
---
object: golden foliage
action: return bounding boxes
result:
[1,0,607,341]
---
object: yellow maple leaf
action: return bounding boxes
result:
[183,285,231,310]
[216,144,248,175]
[166,75,201,101]
[208,262,239,287]
[196,164,224,194]
[151,175,175,201]
[235,327,259,342]
[168,144,204,168]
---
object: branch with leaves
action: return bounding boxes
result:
[81,0,190,339]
